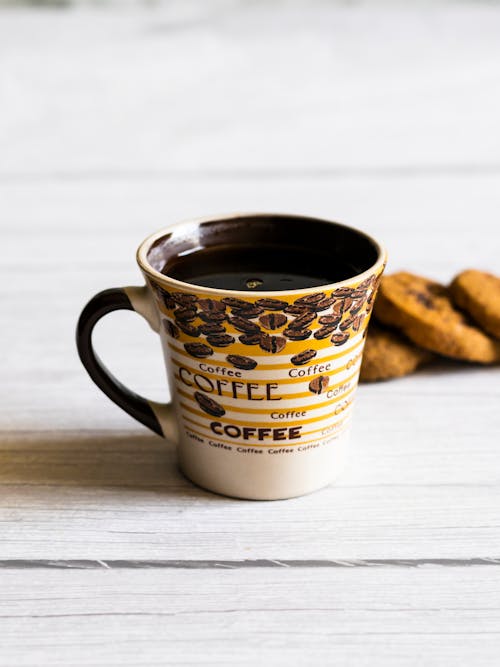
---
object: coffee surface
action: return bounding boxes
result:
[163,244,356,291]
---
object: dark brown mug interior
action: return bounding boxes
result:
[146,214,380,292]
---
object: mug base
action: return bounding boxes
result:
[179,465,346,501]
[177,431,349,501]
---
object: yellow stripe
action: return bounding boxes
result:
[183,423,346,448]
[168,336,364,370]
[174,368,359,400]
[177,382,356,414]
[300,413,353,437]
[171,356,362,386]
[156,281,376,320]
[183,412,352,441]
[179,397,355,427]
[168,336,362,362]
[166,335,355,359]
[158,299,297,321]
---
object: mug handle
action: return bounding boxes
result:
[76,286,178,442]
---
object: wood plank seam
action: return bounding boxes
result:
[0,558,499,570]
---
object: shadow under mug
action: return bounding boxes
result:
[77,213,386,500]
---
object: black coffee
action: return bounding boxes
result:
[163,244,356,291]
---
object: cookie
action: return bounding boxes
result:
[450,269,500,339]
[374,272,500,364]
[360,323,433,382]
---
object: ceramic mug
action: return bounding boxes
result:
[77,213,385,499]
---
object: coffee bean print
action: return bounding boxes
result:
[309,297,335,312]
[259,313,288,330]
[341,298,354,312]
[226,354,257,370]
[178,322,200,337]
[172,292,197,306]
[288,312,316,329]
[239,333,262,346]
[350,299,365,315]
[352,314,365,332]
[174,307,198,323]
[255,298,287,311]
[318,314,341,326]
[350,289,368,299]
[284,304,311,315]
[229,316,260,334]
[358,276,374,289]
[333,287,355,298]
[206,333,235,347]
[314,324,336,340]
[309,375,329,395]
[331,332,349,346]
[367,282,380,304]
[291,349,317,366]
[162,320,179,338]
[194,391,225,418]
[340,315,357,331]
[199,311,226,323]
[283,327,312,341]
[184,342,214,358]
[259,334,286,353]
[199,322,225,335]
[231,306,264,319]
[159,290,176,309]
[222,297,253,310]
[199,298,226,313]
[294,293,325,306]
[331,300,345,316]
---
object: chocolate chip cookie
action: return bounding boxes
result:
[450,269,500,339]
[375,272,500,363]
[360,323,433,382]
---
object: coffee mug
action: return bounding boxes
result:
[77,213,385,499]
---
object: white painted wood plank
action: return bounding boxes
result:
[1,175,498,425]
[0,175,499,559]
[1,5,500,174]
[2,176,499,272]
[1,407,499,560]
[0,567,499,666]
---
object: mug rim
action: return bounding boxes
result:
[136,212,387,297]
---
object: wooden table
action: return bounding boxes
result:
[1,4,499,665]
